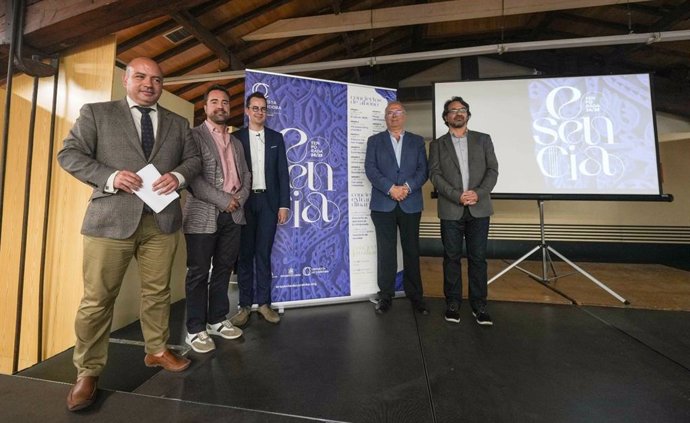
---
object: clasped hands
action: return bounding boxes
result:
[460,190,478,206]
[389,184,409,202]
[114,170,179,195]
[225,197,240,213]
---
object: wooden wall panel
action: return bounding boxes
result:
[42,36,118,366]
[0,35,196,374]
[0,36,117,374]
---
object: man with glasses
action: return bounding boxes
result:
[365,101,429,315]
[231,92,289,325]
[428,96,498,326]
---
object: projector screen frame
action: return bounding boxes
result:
[432,72,672,202]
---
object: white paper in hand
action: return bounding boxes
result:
[134,164,180,213]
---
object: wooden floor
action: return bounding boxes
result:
[420,257,690,311]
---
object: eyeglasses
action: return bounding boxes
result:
[386,110,405,117]
[249,106,267,113]
[447,108,468,115]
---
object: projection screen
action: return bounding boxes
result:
[433,74,667,200]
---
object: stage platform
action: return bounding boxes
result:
[4,292,690,422]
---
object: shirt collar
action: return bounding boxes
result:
[126,96,158,112]
[388,130,405,139]
[204,119,227,134]
[450,130,467,141]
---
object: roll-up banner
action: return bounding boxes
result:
[244,70,399,307]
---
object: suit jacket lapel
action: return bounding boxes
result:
[117,99,145,159]
[441,133,462,173]
[381,131,399,169]
[153,106,172,159]
[239,128,252,172]
[466,131,478,181]
[200,124,223,167]
[264,129,273,175]
[399,132,411,170]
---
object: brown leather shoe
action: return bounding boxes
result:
[144,349,191,372]
[66,376,98,411]
[257,304,281,323]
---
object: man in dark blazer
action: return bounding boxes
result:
[365,101,429,315]
[182,85,250,353]
[428,96,499,326]
[230,92,290,325]
[57,57,201,411]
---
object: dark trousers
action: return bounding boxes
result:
[184,212,241,333]
[237,192,278,307]
[370,205,424,304]
[440,208,490,311]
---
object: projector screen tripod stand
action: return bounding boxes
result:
[488,200,629,305]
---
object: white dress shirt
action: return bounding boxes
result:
[248,128,267,190]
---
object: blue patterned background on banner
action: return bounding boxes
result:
[246,71,350,302]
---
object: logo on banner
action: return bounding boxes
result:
[303,266,329,276]
[251,81,282,116]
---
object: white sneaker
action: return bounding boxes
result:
[185,331,216,353]
[207,319,243,340]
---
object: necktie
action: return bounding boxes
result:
[135,106,154,160]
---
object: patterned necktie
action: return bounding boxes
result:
[135,106,154,160]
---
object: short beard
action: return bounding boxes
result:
[448,119,466,129]
[209,113,227,125]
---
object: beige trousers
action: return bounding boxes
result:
[73,214,180,377]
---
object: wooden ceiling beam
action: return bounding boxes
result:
[603,0,690,66]
[242,0,649,41]
[552,12,640,33]
[117,0,229,54]
[173,35,342,98]
[117,20,179,55]
[170,10,236,68]
[169,55,219,78]
[0,0,209,53]
[169,35,310,78]
[155,1,294,69]
[164,0,372,79]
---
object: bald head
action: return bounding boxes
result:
[124,57,163,106]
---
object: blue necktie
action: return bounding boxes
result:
[135,106,154,160]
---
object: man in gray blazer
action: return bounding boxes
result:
[58,57,201,411]
[428,96,498,326]
[365,101,429,315]
[182,85,249,353]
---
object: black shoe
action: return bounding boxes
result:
[412,300,429,315]
[444,302,460,323]
[375,300,391,314]
[472,309,493,326]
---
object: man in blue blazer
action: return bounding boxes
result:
[365,101,429,315]
[231,92,290,325]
